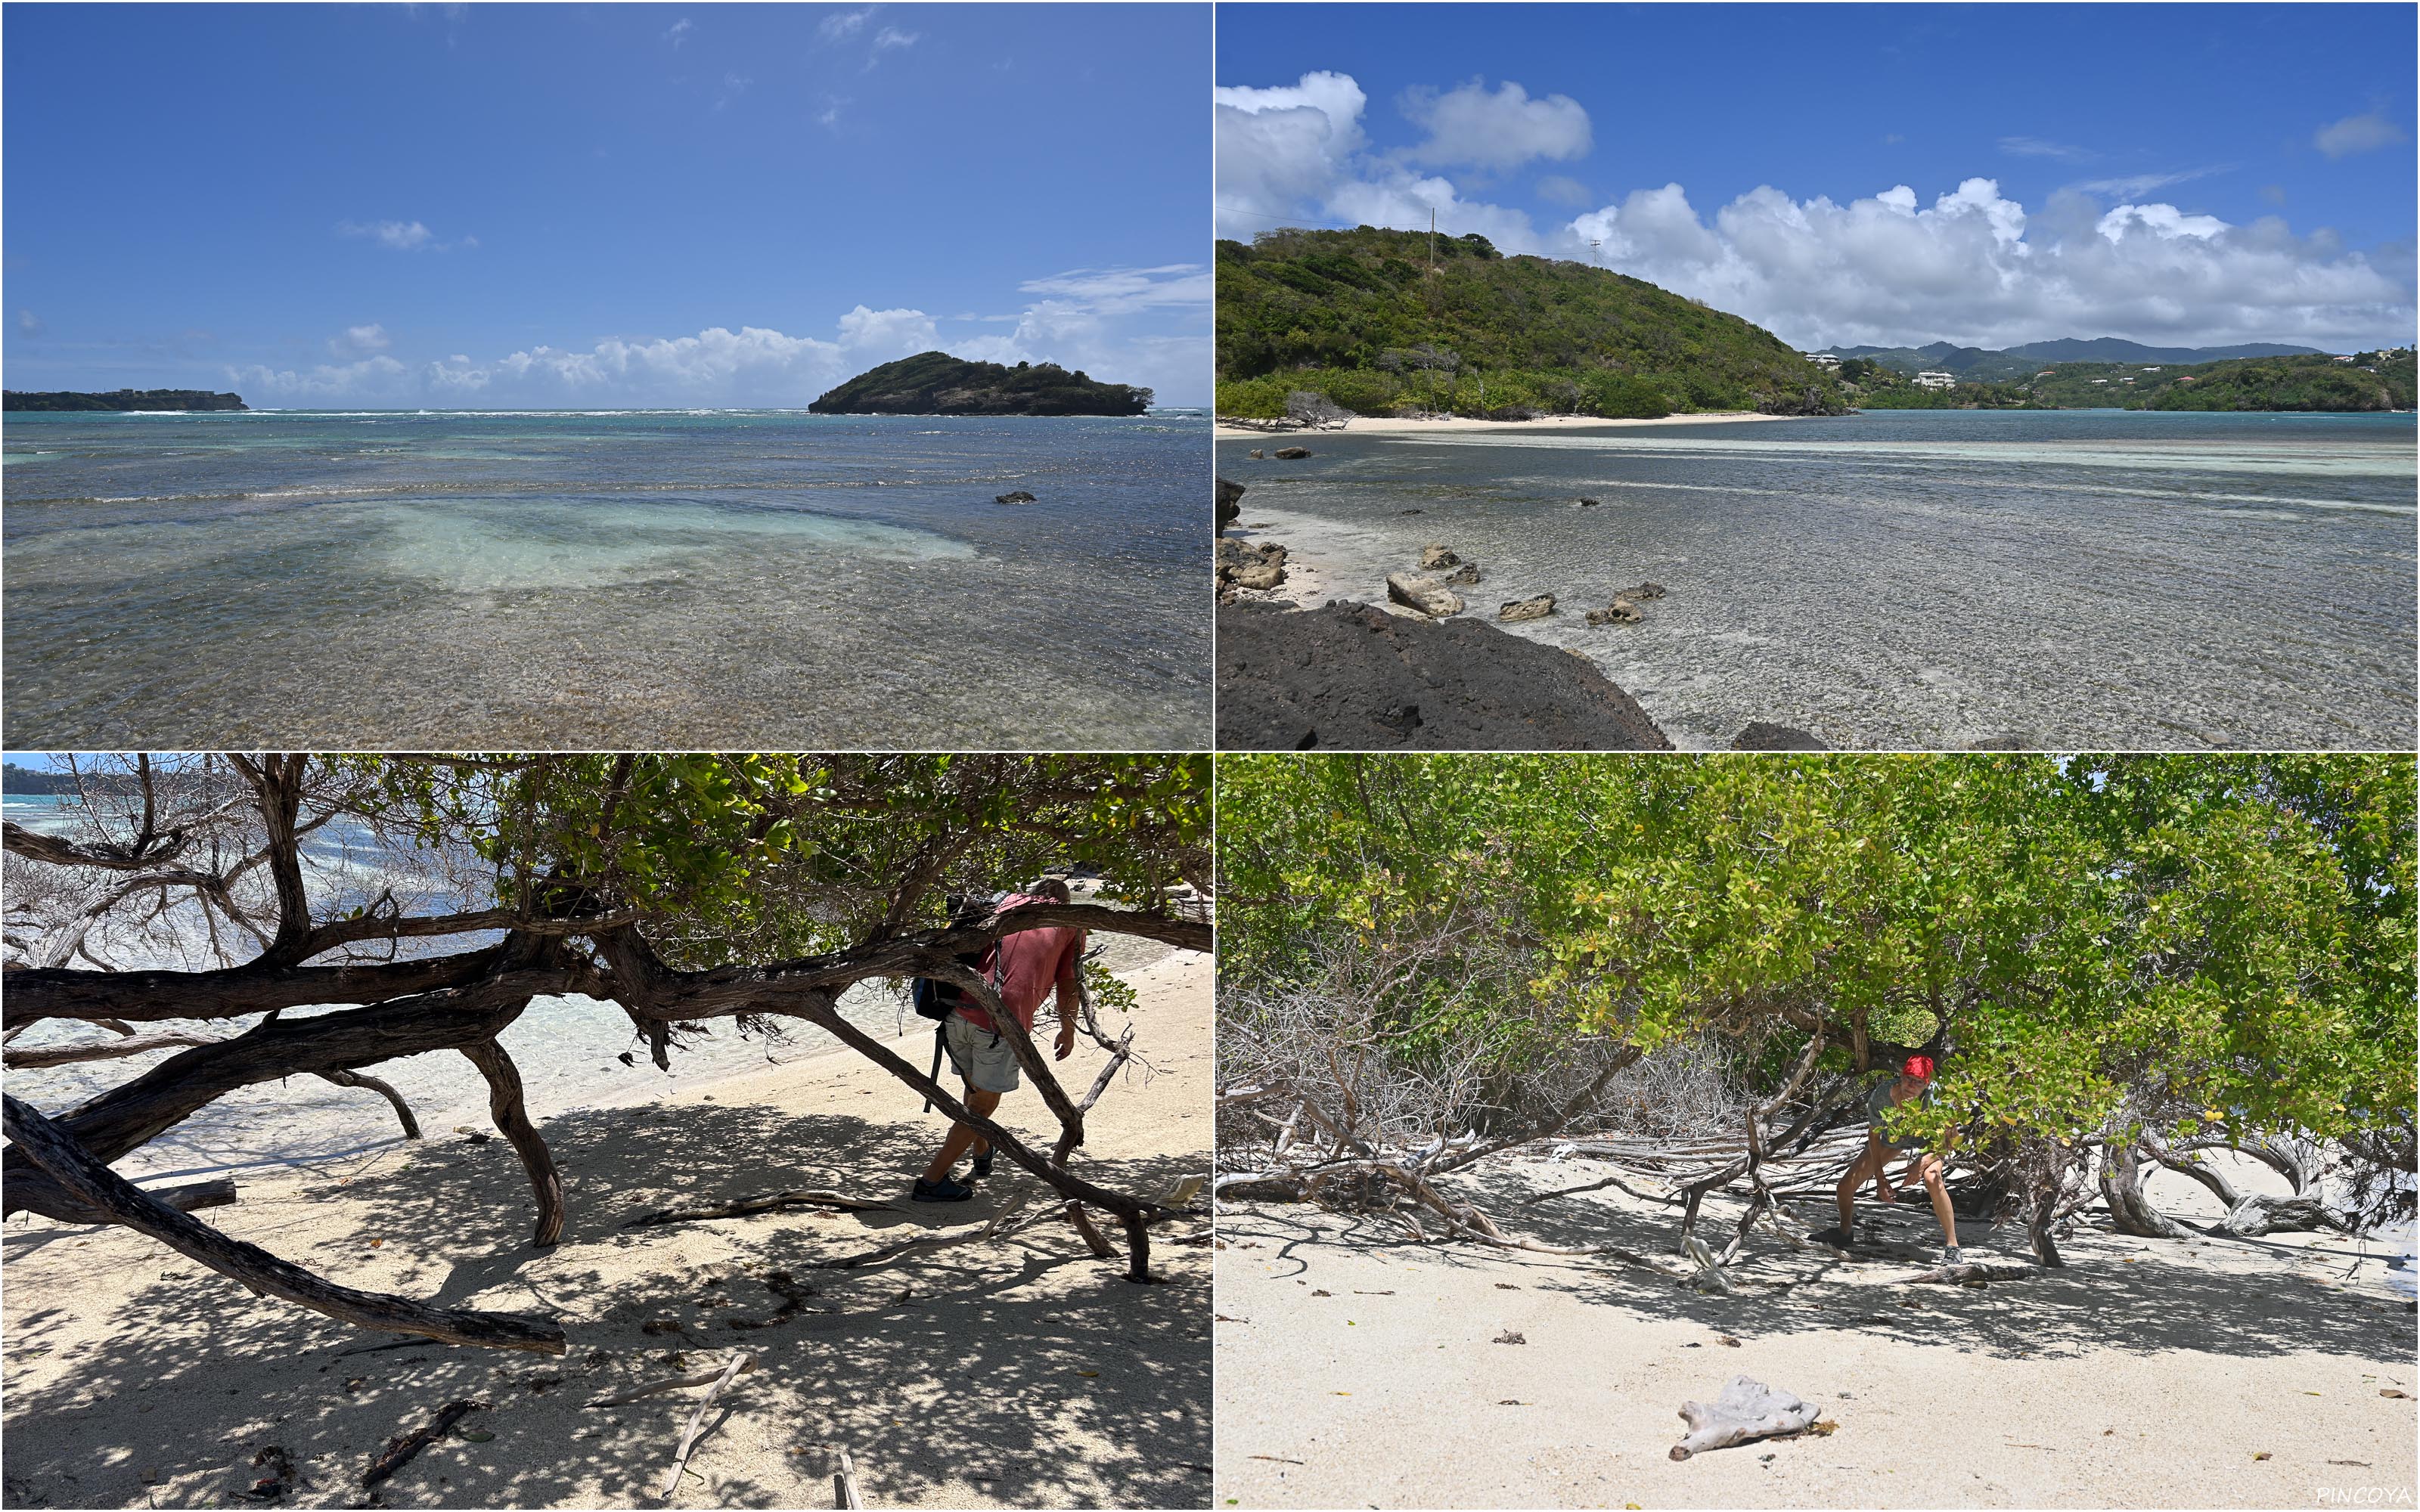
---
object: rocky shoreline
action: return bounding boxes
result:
[1214,471,1826,751]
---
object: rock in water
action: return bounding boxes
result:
[1577,496,1601,507]
[1442,562,1481,585]
[1215,600,1673,751]
[1215,476,1245,530]
[994,490,1038,504]
[1420,545,1461,570]
[1616,581,1667,601]
[1731,722,1826,751]
[1498,594,1556,623]
[1273,446,1311,460]
[1385,573,1465,618]
[1249,448,1265,460]
[1670,1376,1820,1461]
[1586,597,1643,626]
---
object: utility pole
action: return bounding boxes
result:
[1590,238,1602,268]
[1429,207,1437,276]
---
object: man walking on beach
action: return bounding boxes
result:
[912,878,1086,1203]
[1815,1055,1961,1263]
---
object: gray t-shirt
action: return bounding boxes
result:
[1866,1080,1934,1149]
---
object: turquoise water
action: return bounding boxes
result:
[4,408,1210,748]
[1221,409,2416,748]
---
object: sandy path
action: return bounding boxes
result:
[2,951,1212,1510]
[1214,1152,2416,1508]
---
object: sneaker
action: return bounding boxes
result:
[971,1149,994,1180]
[911,1176,975,1203]
[1943,1244,1963,1265]
[1809,1225,1854,1250]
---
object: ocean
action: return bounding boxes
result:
[2,408,1211,749]
[1218,409,2417,750]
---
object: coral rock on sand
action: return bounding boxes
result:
[1215,538,1288,592]
[1586,597,1643,626]
[1386,573,1466,618]
[1273,446,1311,459]
[1214,600,1674,751]
[994,490,1038,504]
[1420,545,1461,570]
[1731,721,1827,751]
[1671,1376,1821,1461]
[1498,593,1556,623]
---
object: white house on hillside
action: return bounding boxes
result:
[1914,370,1956,390]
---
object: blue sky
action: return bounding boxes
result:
[6,3,1210,407]
[1216,3,2417,352]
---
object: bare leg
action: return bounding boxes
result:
[1836,1136,1885,1235]
[1918,1153,1959,1248]
[923,1084,1003,1183]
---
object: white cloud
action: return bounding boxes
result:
[1398,79,1590,171]
[1217,67,2415,352]
[329,323,392,357]
[15,309,42,336]
[1016,265,1212,314]
[716,73,752,109]
[337,219,475,253]
[1998,135,2094,162]
[2096,202,2226,243]
[872,26,918,50]
[664,17,692,48]
[818,8,873,42]
[338,218,433,251]
[836,305,939,356]
[2314,111,2408,160]
[814,96,847,129]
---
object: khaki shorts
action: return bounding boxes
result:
[944,1015,1021,1094]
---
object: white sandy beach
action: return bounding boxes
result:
[1215,1151,2417,1508]
[1215,412,1788,439]
[0,950,1212,1509]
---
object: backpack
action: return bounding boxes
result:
[912,892,1001,1021]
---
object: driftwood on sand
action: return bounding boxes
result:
[585,1357,762,1409]
[622,1190,897,1229]
[1907,1261,2041,1285]
[1669,1375,1820,1460]
[362,1399,485,1489]
[834,1448,867,1510]
[658,1351,752,1500]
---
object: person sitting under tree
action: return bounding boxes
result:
[911,878,1085,1203]
[1813,1055,1961,1263]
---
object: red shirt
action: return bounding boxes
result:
[956,894,1084,1033]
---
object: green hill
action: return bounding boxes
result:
[808,352,1151,417]
[3,389,247,412]
[1823,339,2326,383]
[1215,226,1848,420]
[1836,349,2414,412]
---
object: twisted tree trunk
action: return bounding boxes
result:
[459,1040,563,1247]
[4,1094,565,1353]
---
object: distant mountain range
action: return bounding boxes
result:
[1818,339,2328,382]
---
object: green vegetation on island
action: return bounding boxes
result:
[3,389,247,412]
[1823,339,2324,385]
[808,351,1153,417]
[1830,346,2413,414]
[1215,226,1848,421]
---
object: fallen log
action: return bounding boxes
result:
[623,1190,898,1230]
[3,1093,566,1354]
[1670,1375,1820,1460]
[362,1399,485,1489]
[39,1176,237,1226]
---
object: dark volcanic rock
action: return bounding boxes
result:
[1215,600,1673,751]
[1730,721,1828,751]
[1273,446,1311,460]
[994,490,1038,504]
[1216,476,1246,531]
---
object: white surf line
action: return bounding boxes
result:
[1386,432,2418,479]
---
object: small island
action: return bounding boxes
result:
[808,351,1153,416]
[3,388,248,412]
